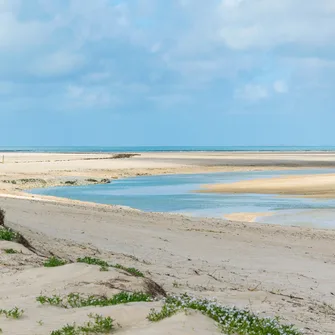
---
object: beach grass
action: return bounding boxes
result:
[50,314,114,335]
[0,307,24,319]
[44,256,67,267]
[3,248,18,254]
[37,292,152,309]
[0,227,18,241]
[148,294,302,335]
[77,256,144,277]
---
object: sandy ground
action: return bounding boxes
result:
[224,212,274,222]
[1,152,335,334]
[200,173,335,198]
[0,198,334,334]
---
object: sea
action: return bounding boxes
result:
[2,145,335,153]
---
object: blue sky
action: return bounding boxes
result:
[1,0,335,146]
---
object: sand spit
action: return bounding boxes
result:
[200,173,335,198]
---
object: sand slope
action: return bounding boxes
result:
[0,243,222,335]
[0,198,335,334]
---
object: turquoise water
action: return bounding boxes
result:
[30,169,335,229]
[3,146,335,153]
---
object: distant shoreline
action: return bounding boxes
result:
[2,145,335,154]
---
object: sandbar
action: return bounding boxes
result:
[199,173,335,198]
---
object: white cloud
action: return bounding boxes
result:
[235,84,268,101]
[66,85,119,109]
[217,0,335,49]
[31,51,85,77]
[273,80,288,94]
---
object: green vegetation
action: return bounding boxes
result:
[0,307,24,319]
[51,314,114,335]
[147,294,302,335]
[37,292,152,309]
[86,178,98,182]
[64,180,77,185]
[4,248,18,254]
[77,256,109,267]
[0,227,18,241]
[112,264,144,277]
[44,256,67,267]
[77,256,144,277]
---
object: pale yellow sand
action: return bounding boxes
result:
[224,212,274,222]
[200,173,335,198]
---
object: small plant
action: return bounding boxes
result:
[0,307,24,319]
[148,303,180,322]
[37,295,63,307]
[0,227,17,241]
[64,180,77,185]
[86,178,98,183]
[44,256,67,268]
[147,294,303,335]
[37,292,152,309]
[172,281,181,288]
[37,320,44,326]
[77,257,144,277]
[4,248,18,254]
[113,264,144,277]
[50,314,114,335]
[77,256,109,267]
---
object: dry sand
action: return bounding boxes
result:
[200,173,335,198]
[0,197,334,334]
[0,151,335,334]
[224,212,274,222]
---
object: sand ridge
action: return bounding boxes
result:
[199,173,335,198]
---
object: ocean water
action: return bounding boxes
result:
[2,145,335,153]
[30,169,335,229]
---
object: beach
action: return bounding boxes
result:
[0,151,335,334]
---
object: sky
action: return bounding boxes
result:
[1,0,335,146]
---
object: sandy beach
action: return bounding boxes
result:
[0,151,335,334]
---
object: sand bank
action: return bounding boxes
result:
[224,212,274,222]
[1,151,335,197]
[199,173,335,198]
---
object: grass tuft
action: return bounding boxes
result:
[51,314,114,335]
[0,307,24,319]
[44,256,67,268]
[77,256,144,277]
[147,294,303,335]
[3,248,18,254]
[0,227,18,241]
[112,264,144,277]
[37,291,152,309]
[77,256,109,267]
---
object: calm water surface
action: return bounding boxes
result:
[30,169,335,229]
